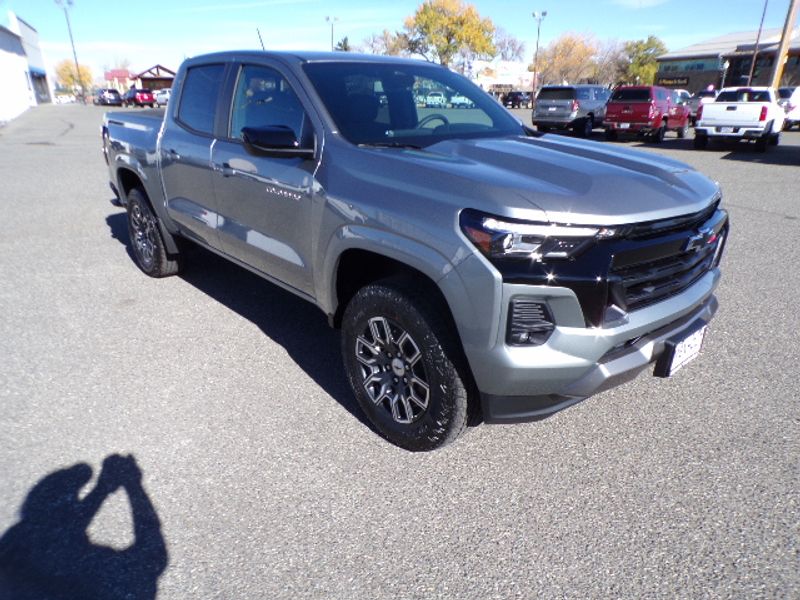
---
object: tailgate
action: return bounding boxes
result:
[534,98,575,119]
[605,101,650,123]
[701,103,764,127]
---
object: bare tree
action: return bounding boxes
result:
[359,29,408,55]
[592,39,628,85]
[494,27,525,62]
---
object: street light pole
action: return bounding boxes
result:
[532,11,547,96]
[747,0,769,85]
[55,0,85,103]
[326,16,338,51]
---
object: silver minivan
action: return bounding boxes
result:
[532,84,611,137]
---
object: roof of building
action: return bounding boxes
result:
[659,28,800,60]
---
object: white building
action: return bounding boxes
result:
[0,11,53,125]
[0,25,34,124]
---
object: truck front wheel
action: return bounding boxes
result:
[341,279,471,451]
[126,187,182,277]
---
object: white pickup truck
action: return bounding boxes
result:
[694,86,785,151]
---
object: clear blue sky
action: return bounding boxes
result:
[1,0,795,79]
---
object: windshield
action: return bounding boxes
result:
[303,61,522,147]
[778,88,794,99]
[611,88,651,102]
[716,89,771,102]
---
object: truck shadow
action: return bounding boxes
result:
[106,212,375,433]
[626,134,800,166]
[0,454,167,599]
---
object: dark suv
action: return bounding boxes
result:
[93,88,122,106]
[504,91,530,109]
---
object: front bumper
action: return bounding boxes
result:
[480,288,718,423]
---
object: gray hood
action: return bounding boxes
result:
[383,135,720,225]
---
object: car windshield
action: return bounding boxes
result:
[777,88,794,99]
[716,89,771,102]
[696,91,717,98]
[611,88,650,102]
[537,87,575,101]
[303,61,522,147]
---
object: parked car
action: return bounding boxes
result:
[155,88,171,107]
[504,91,530,109]
[687,90,718,123]
[122,88,155,108]
[604,85,690,142]
[449,93,474,108]
[694,86,784,151]
[93,88,122,106]
[674,89,691,106]
[777,86,800,130]
[425,91,446,108]
[532,84,610,137]
[102,51,727,451]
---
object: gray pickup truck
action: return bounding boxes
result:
[103,51,728,451]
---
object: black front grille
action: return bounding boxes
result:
[610,233,722,312]
[624,199,720,239]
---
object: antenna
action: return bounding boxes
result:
[257,28,265,50]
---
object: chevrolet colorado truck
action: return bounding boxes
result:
[694,86,785,151]
[102,51,728,451]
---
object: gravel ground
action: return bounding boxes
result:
[0,104,798,599]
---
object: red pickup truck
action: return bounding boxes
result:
[604,86,690,142]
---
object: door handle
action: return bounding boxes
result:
[212,162,235,177]
[166,148,181,160]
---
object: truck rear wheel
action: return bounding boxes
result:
[693,134,708,150]
[126,187,182,277]
[340,278,471,451]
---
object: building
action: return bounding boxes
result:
[133,64,176,91]
[0,25,34,123]
[0,11,53,124]
[104,68,135,91]
[7,12,52,104]
[656,28,800,93]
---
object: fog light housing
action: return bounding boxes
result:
[507,299,555,346]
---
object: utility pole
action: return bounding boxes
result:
[747,0,769,85]
[326,16,338,52]
[532,11,547,97]
[55,0,84,103]
[770,0,800,88]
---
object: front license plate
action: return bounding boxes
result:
[720,126,734,133]
[619,123,630,129]
[654,321,707,378]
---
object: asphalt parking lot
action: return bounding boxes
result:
[1,104,798,598]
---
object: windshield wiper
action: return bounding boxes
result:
[358,141,425,150]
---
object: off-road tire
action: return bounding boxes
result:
[652,122,666,144]
[341,279,473,451]
[677,121,689,139]
[126,187,182,277]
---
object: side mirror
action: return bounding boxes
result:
[241,125,314,158]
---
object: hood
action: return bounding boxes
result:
[369,135,720,226]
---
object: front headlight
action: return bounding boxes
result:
[460,209,616,262]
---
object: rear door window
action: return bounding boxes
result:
[176,64,226,135]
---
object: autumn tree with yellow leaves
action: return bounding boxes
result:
[55,59,92,93]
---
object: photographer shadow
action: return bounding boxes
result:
[0,455,167,600]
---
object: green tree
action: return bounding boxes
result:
[623,35,667,85]
[334,36,352,52]
[403,0,496,67]
[55,59,92,93]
